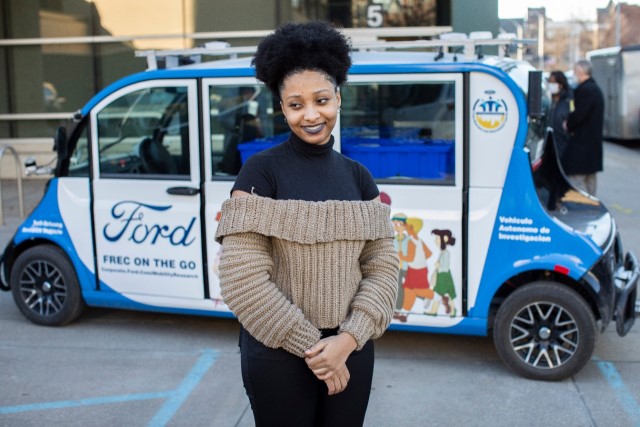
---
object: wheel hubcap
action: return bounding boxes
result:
[19,260,66,317]
[509,302,579,369]
[538,327,552,340]
[42,281,52,292]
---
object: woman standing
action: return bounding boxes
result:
[547,70,572,161]
[215,21,399,426]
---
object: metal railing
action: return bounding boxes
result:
[0,145,25,225]
[135,26,457,70]
[0,26,453,47]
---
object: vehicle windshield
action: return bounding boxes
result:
[528,120,612,249]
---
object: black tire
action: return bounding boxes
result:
[10,245,85,326]
[493,281,596,381]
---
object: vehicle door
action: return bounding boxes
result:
[201,78,283,309]
[339,73,465,325]
[90,80,205,301]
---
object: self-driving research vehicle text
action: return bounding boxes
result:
[1,34,637,381]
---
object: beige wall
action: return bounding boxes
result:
[92,0,196,50]
[194,0,291,34]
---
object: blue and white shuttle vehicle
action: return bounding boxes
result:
[1,35,637,381]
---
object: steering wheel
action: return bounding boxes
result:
[138,137,177,174]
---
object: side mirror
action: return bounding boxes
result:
[54,126,68,158]
[527,71,543,119]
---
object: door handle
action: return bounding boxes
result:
[167,186,200,196]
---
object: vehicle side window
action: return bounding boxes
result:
[341,81,456,185]
[68,123,89,177]
[96,86,190,178]
[209,85,284,177]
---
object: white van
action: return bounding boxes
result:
[1,36,637,381]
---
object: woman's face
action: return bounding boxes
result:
[548,75,561,95]
[280,70,341,145]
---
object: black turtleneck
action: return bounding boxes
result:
[231,133,379,202]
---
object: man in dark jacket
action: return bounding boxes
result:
[563,59,605,196]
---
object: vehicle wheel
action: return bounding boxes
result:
[493,281,596,381]
[10,245,85,326]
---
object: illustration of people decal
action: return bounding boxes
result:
[394,217,434,322]
[428,229,457,317]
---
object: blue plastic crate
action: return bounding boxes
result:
[342,141,454,179]
[239,134,454,180]
[237,132,289,163]
[237,140,279,163]
[342,136,424,146]
[341,126,422,140]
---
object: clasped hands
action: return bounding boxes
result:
[304,332,358,395]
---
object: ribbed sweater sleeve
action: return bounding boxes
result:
[339,237,399,350]
[218,232,322,357]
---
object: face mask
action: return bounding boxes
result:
[548,82,560,95]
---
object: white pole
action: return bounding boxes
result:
[538,14,545,69]
[517,23,523,61]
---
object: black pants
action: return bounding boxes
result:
[239,328,374,427]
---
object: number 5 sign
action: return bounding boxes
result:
[367,3,383,27]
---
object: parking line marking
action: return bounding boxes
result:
[0,348,218,422]
[611,203,633,215]
[0,391,173,415]
[596,361,640,426]
[148,349,218,427]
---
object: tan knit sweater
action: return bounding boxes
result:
[215,195,399,357]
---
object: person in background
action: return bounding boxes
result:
[547,70,572,161]
[563,59,605,196]
[215,21,398,427]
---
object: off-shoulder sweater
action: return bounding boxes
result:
[215,195,399,358]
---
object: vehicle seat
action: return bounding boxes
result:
[139,137,178,175]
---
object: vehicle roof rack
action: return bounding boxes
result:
[354,32,535,60]
[136,29,535,71]
[136,42,257,70]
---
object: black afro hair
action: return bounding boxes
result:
[252,21,352,95]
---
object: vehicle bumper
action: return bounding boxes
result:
[614,251,638,336]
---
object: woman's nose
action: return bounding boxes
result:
[304,106,320,120]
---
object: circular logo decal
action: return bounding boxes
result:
[473,90,508,132]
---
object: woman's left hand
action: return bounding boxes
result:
[304,332,358,381]
[324,364,350,395]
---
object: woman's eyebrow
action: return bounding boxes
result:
[285,88,331,100]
